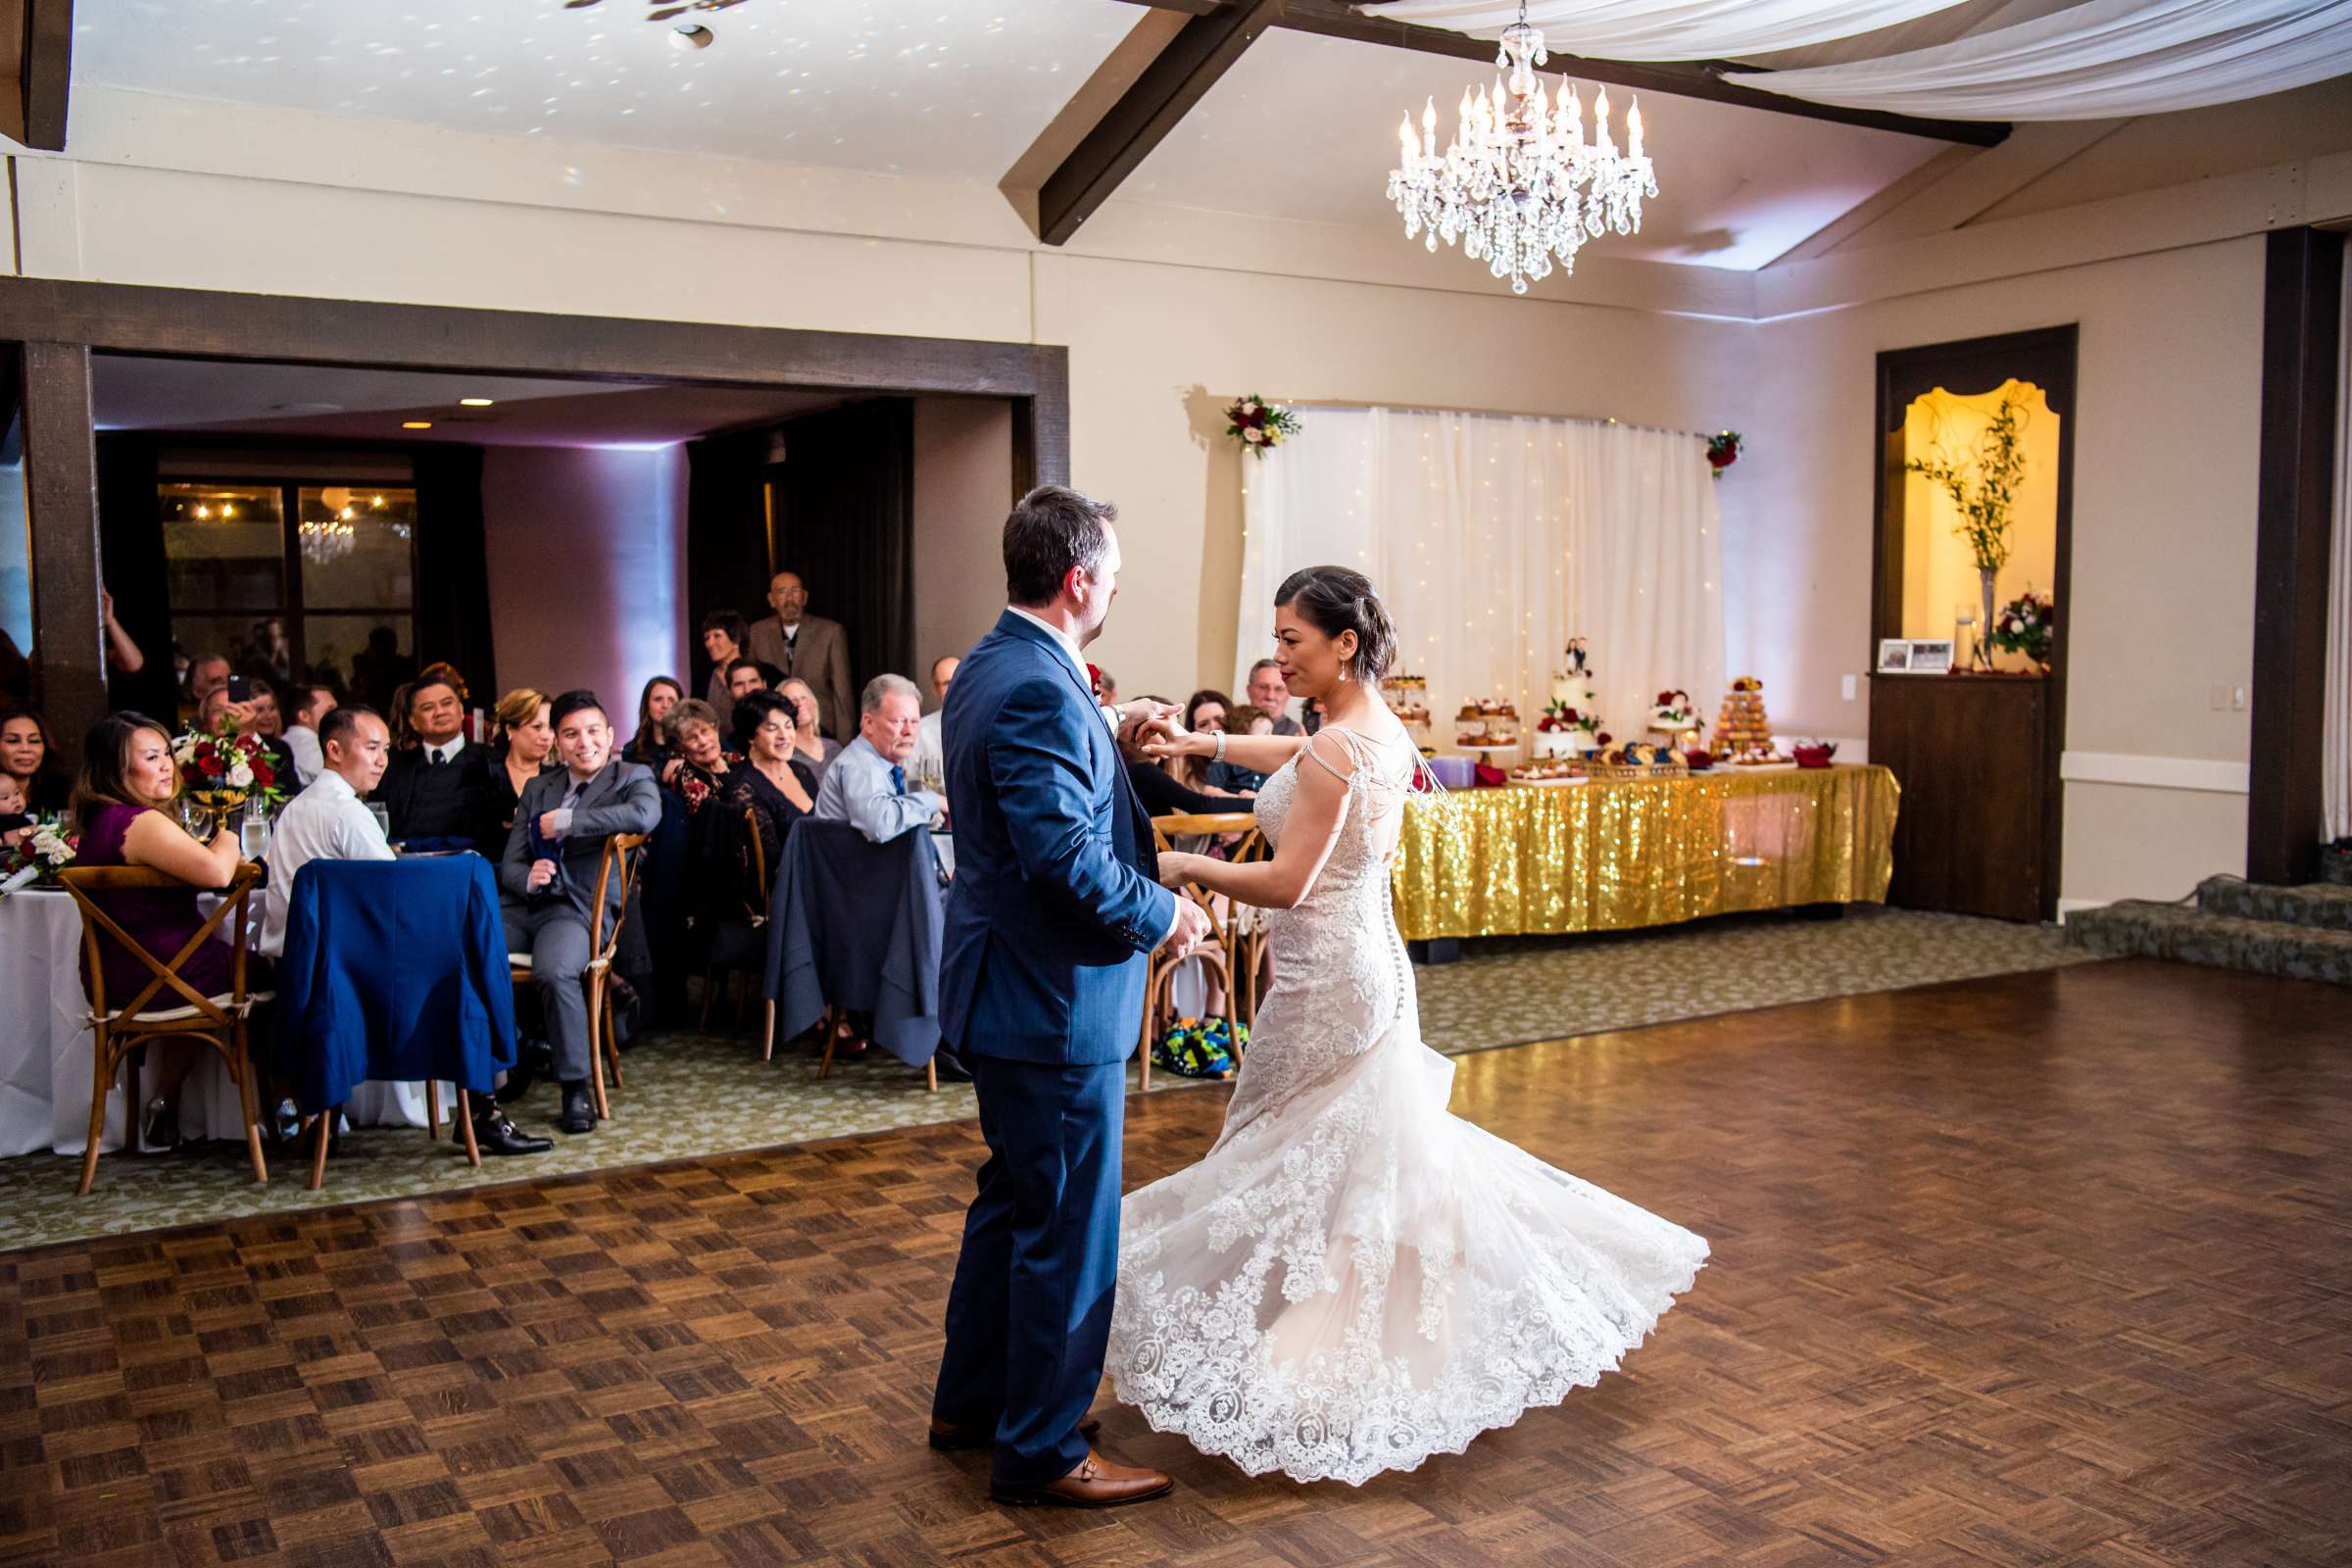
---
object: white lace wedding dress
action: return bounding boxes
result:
[1104,727,1707,1486]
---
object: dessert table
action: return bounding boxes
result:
[1391,762,1899,942]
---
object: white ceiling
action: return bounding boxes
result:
[1120,27,1950,270]
[74,0,1138,177]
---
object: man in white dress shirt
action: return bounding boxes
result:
[908,654,959,793]
[261,705,551,1156]
[282,684,336,787]
[815,674,948,841]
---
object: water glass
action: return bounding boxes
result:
[238,804,270,860]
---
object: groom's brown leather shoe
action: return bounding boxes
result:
[928,1414,1099,1451]
[990,1450,1172,1509]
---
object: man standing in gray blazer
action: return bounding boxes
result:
[748,570,855,741]
[500,689,662,1135]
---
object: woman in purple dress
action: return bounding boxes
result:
[73,711,246,1149]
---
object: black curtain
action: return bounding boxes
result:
[94,435,176,719]
[685,428,773,664]
[773,398,915,693]
[411,444,497,702]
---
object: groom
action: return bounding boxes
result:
[928,485,1212,1507]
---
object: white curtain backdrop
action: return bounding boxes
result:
[1237,406,1723,746]
[1726,0,2352,121]
[2324,244,2352,846]
[1359,0,1973,62]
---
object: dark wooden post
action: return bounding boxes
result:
[2247,227,2344,885]
[22,340,104,770]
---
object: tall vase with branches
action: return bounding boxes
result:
[1906,394,2029,670]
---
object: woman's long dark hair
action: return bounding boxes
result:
[71,710,176,830]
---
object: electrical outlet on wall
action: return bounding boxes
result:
[1841,674,1857,701]
[2231,685,2247,711]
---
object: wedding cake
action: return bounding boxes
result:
[1535,637,1601,759]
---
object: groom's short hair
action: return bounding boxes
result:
[1004,485,1116,608]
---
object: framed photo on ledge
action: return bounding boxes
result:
[1909,639,1954,674]
[1876,638,1913,672]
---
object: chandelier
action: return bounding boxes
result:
[1387,3,1658,295]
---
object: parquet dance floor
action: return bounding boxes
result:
[1,956,2346,1566]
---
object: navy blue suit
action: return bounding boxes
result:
[932,610,1177,1486]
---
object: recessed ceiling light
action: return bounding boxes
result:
[459,397,495,407]
[402,420,433,430]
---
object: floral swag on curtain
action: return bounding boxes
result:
[1237,406,1725,744]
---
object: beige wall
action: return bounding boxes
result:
[910,398,1016,704]
[1745,237,2266,908]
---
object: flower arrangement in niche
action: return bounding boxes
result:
[1990,587,2054,667]
[1905,393,2029,668]
[1705,430,1741,479]
[1224,395,1301,459]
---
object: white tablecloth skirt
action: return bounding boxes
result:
[0,887,453,1157]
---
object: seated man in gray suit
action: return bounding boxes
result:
[813,673,948,842]
[500,688,662,1135]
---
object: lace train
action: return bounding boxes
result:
[1104,727,1706,1485]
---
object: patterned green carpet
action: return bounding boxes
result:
[0,906,2093,1251]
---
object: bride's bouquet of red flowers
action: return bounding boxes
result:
[173,718,284,808]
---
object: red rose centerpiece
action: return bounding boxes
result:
[174,717,284,837]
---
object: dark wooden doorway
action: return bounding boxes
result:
[1869,325,2078,922]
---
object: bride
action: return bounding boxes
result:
[1104,564,1707,1487]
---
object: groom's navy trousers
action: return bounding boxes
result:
[932,610,1177,1487]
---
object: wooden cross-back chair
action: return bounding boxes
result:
[1138,811,1264,1092]
[703,806,771,1035]
[57,862,271,1197]
[508,831,646,1123]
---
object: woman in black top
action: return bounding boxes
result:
[720,690,818,915]
[623,675,683,772]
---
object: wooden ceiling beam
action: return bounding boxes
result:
[1039,0,1287,245]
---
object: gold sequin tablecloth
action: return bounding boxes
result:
[1392,763,1899,941]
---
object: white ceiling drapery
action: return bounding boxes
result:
[1722,0,2352,120]
[1354,0,1979,63]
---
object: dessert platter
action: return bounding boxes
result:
[1456,697,1521,754]
[1508,757,1588,785]
[1714,676,1791,767]
[1380,673,1432,734]
[1585,740,1690,780]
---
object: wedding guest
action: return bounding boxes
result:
[186,653,231,709]
[908,654,959,793]
[721,690,818,905]
[812,674,944,843]
[348,626,416,711]
[1246,658,1302,736]
[70,711,247,1151]
[700,610,749,736]
[0,706,72,814]
[777,676,843,787]
[243,677,300,785]
[1207,704,1274,794]
[623,676,683,770]
[501,690,662,1136]
[746,569,854,740]
[660,698,737,816]
[100,588,146,677]
[1094,666,1119,707]
[379,670,490,846]
[481,687,556,855]
[283,684,338,787]
[0,772,28,850]
[1170,689,1247,797]
[725,657,779,704]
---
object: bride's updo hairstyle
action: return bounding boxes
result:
[1275,566,1397,684]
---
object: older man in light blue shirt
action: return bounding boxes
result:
[814,673,948,841]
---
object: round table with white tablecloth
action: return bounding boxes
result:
[0,885,451,1161]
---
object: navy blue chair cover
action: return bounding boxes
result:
[763,820,943,1066]
[272,856,517,1112]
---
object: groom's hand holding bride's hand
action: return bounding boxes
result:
[1115,700,1181,762]
[1158,891,1212,959]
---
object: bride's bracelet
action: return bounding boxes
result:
[1212,730,1228,763]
